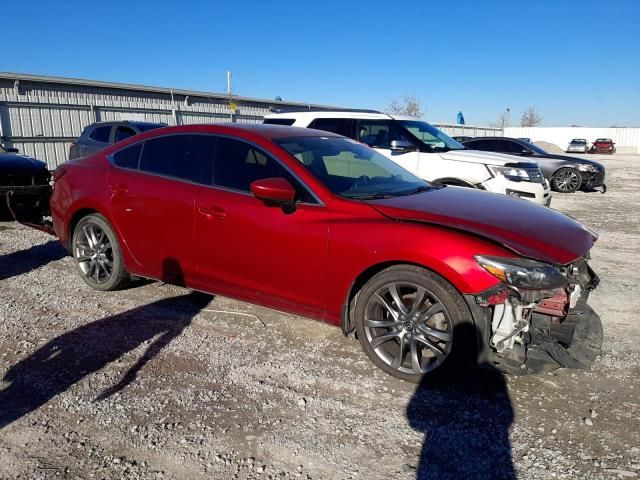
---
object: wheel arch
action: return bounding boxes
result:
[341,260,466,336]
[431,177,478,188]
[67,207,101,250]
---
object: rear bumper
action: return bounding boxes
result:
[482,176,551,206]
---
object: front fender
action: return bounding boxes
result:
[324,219,512,325]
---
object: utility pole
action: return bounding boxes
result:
[227,70,234,122]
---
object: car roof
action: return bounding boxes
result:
[87,120,168,128]
[263,110,424,121]
[134,123,343,141]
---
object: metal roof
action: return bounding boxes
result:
[0,71,340,109]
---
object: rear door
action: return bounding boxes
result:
[107,134,214,283]
[193,135,329,314]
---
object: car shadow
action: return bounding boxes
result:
[0,239,68,281]
[0,258,212,430]
[406,324,515,480]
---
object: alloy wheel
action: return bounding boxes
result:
[74,221,114,284]
[555,170,580,192]
[363,282,453,375]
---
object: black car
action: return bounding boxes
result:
[462,137,605,193]
[69,121,167,160]
[0,144,52,222]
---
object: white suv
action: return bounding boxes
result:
[264,111,551,206]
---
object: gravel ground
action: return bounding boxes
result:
[0,154,638,480]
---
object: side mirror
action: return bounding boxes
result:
[390,140,414,152]
[520,149,533,156]
[250,177,296,204]
[4,147,19,153]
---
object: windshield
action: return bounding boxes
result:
[519,140,548,155]
[571,139,586,144]
[276,136,431,199]
[396,120,465,152]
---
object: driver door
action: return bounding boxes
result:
[193,136,330,315]
[356,120,421,174]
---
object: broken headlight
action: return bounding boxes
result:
[474,255,568,290]
[577,164,598,173]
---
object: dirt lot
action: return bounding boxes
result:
[1,154,639,480]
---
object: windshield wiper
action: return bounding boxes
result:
[348,192,398,200]
[401,185,432,196]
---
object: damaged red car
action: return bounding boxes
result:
[50,124,602,382]
[590,138,616,154]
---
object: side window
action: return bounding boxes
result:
[356,120,404,149]
[500,140,527,154]
[466,139,499,152]
[89,126,112,143]
[213,137,314,203]
[308,118,353,138]
[139,134,214,183]
[263,118,296,126]
[115,126,136,143]
[112,143,142,169]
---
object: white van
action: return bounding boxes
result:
[264,110,551,206]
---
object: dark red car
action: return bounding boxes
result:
[50,124,602,382]
[590,138,616,154]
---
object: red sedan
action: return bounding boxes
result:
[51,124,602,382]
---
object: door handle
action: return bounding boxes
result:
[198,206,227,219]
[108,183,128,194]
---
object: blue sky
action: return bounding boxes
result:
[2,0,639,126]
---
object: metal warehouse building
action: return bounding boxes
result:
[0,72,339,169]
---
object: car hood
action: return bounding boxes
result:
[369,186,596,265]
[0,153,48,175]
[439,149,538,167]
[535,153,603,168]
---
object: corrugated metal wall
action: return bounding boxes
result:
[505,127,640,154]
[0,73,333,169]
[433,123,503,138]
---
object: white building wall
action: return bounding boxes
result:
[504,127,640,154]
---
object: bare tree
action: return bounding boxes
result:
[520,107,543,127]
[491,109,511,129]
[385,96,424,118]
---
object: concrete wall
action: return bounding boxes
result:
[504,127,640,154]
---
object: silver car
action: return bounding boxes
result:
[69,121,166,160]
[566,138,589,153]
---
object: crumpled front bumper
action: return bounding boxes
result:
[464,259,602,375]
[1,184,52,220]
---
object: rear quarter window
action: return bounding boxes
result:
[112,143,142,170]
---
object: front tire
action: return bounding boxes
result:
[71,213,130,291]
[354,265,475,383]
[552,167,582,193]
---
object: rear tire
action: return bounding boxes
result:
[354,265,475,383]
[71,213,130,291]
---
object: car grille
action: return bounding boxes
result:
[0,174,36,186]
